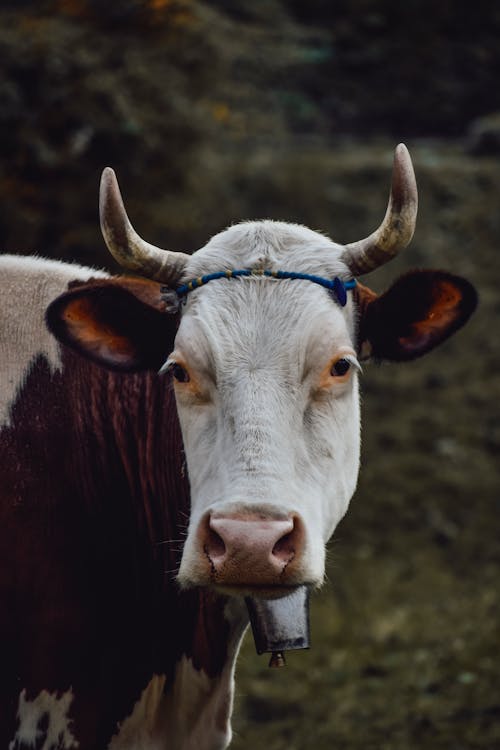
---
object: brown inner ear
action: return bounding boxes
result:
[356,271,477,362]
[62,296,138,365]
[398,280,464,349]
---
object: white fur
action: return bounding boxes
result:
[9,688,79,750]
[0,255,107,428]
[110,600,247,750]
[172,222,361,589]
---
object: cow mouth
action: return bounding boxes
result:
[213,582,300,599]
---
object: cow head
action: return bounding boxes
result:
[47,145,476,599]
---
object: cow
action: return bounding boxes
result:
[0,145,476,750]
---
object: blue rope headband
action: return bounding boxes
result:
[170,269,356,307]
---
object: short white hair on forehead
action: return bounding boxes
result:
[183,220,349,282]
[176,274,358,389]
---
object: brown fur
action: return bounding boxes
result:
[0,346,231,747]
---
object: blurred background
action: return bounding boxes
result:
[1,1,499,747]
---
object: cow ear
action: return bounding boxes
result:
[46,277,179,372]
[357,270,477,362]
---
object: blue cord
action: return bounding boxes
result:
[175,269,357,307]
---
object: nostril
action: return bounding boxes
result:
[272,530,295,563]
[198,512,306,585]
[205,526,226,562]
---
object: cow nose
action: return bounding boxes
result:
[200,513,304,586]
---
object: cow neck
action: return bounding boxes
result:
[61,349,248,685]
[61,348,239,673]
[0,350,244,748]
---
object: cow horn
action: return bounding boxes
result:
[99,167,190,285]
[341,144,418,276]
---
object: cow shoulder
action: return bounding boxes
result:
[0,255,108,427]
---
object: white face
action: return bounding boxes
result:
[167,222,361,594]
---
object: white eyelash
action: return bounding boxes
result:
[344,354,362,374]
[158,358,175,375]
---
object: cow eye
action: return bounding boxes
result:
[331,358,351,377]
[170,363,190,383]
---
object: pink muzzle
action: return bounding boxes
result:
[196,511,305,587]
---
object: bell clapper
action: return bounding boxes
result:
[269,651,286,668]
